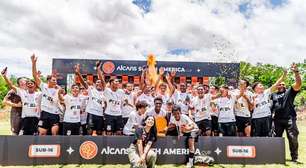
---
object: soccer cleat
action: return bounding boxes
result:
[186,162,193,168]
[194,155,215,165]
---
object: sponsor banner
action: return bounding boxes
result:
[52,58,240,78]
[0,136,285,166]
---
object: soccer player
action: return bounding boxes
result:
[251,69,287,137]
[123,101,147,136]
[146,97,167,117]
[234,79,253,137]
[31,54,60,136]
[209,85,219,136]
[122,83,136,126]
[103,78,125,135]
[58,84,83,136]
[75,62,106,136]
[190,85,212,136]
[127,115,157,168]
[271,63,301,162]
[137,68,155,108]
[214,85,237,137]
[166,105,199,168]
[1,68,41,135]
[146,97,168,136]
[79,87,89,135]
[154,67,175,108]
[172,83,192,115]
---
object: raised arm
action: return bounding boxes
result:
[31,54,41,86]
[140,67,147,92]
[154,67,164,90]
[269,68,287,92]
[291,63,302,91]
[96,61,106,89]
[74,64,88,89]
[57,88,65,104]
[168,70,176,96]
[1,67,17,92]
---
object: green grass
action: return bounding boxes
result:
[0,112,305,168]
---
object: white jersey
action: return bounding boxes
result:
[63,95,82,123]
[57,103,65,123]
[233,90,253,118]
[17,88,41,118]
[172,91,191,115]
[123,111,145,135]
[80,94,89,125]
[137,93,154,108]
[191,94,212,122]
[216,96,236,123]
[104,88,124,116]
[40,83,59,114]
[169,114,199,133]
[156,93,170,110]
[122,92,135,118]
[252,89,272,119]
[210,97,219,117]
[146,107,167,117]
[85,86,105,116]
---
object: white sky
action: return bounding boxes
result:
[0,0,305,77]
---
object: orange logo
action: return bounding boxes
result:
[102,61,115,74]
[79,141,98,160]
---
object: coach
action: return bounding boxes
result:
[271,63,302,163]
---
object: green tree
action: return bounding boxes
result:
[0,76,9,108]
[240,61,306,107]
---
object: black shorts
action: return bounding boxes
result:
[20,117,39,135]
[38,111,60,130]
[196,119,212,134]
[211,116,219,132]
[62,122,80,135]
[104,114,123,132]
[80,124,88,135]
[251,116,271,137]
[58,122,63,135]
[87,113,104,132]
[236,116,251,133]
[183,130,200,142]
[219,122,237,136]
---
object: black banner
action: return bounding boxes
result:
[52,59,239,77]
[0,136,285,166]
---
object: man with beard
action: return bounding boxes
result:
[271,63,302,163]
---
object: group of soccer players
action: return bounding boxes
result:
[1,55,302,165]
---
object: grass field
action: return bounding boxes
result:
[0,111,305,168]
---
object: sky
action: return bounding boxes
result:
[0,0,305,77]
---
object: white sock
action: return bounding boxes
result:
[189,158,194,165]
